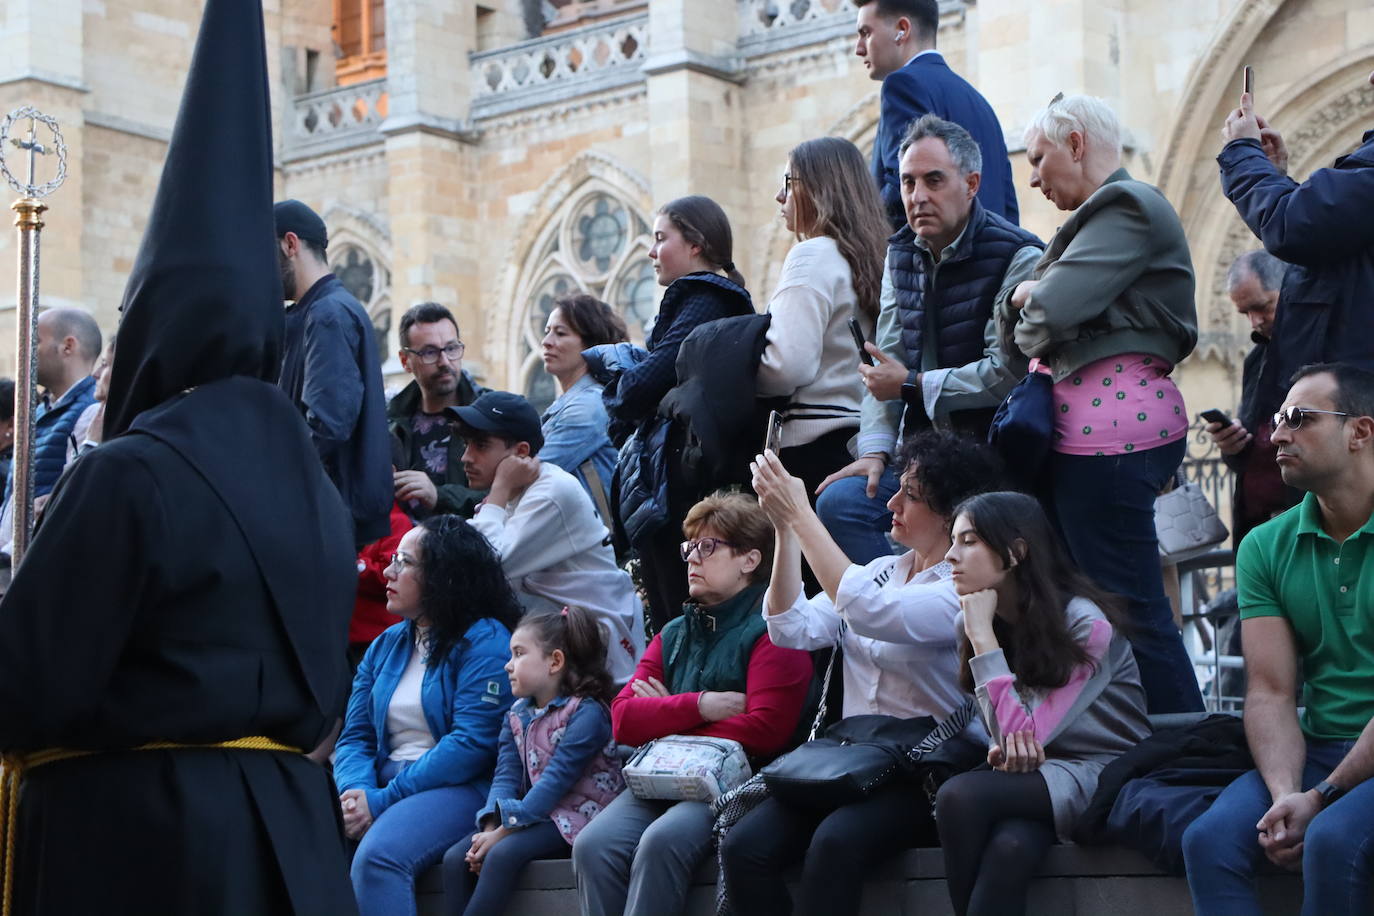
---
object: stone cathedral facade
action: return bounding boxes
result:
[1,0,1371,419]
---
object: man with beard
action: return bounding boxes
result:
[276,198,391,546]
[0,0,358,911]
[388,301,489,519]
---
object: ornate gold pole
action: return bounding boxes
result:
[1,108,67,569]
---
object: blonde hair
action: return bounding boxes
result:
[787,137,889,323]
[1023,94,1122,156]
[682,490,774,583]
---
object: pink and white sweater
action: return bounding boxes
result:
[969,597,1150,841]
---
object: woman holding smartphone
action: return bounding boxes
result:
[755,136,890,497]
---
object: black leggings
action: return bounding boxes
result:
[720,782,936,916]
[934,769,1056,916]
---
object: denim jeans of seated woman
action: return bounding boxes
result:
[1049,437,1203,714]
[1183,738,1374,916]
[351,758,486,916]
[815,465,902,566]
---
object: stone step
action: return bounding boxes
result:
[415,845,1306,915]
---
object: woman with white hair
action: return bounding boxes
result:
[1002,93,1203,714]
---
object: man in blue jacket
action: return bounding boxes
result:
[276,199,392,546]
[854,0,1018,228]
[1218,70,1374,421]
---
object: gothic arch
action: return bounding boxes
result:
[488,150,655,405]
[323,205,395,362]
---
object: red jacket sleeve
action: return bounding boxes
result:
[611,635,707,746]
[610,633,814,757]
[684,635,812,756]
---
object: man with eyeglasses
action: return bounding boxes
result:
[275,198,392,546]
[387,301,490,519]
[1184,363,1374,916]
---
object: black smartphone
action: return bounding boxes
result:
[1200,408,1233,427]
[848,317,874,366]
[1243,65,1254,98]
[763,410,784,455]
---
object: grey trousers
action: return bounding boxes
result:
[571,790,713,916]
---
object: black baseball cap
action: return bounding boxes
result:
[446,391,544,454]
[273,199,328,248]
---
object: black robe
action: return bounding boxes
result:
[0,378,359,915]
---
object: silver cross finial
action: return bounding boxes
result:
[0,107,68,199]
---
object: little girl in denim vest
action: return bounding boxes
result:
[442,606,625,916]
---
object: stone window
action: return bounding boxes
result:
[332,243,392,359]
[515,189,653,414]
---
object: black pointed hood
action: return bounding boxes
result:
[104,0,282,439]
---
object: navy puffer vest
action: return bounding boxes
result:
[888,201,1041,433]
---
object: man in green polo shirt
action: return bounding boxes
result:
[1183,362,1374,916]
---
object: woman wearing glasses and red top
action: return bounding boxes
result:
[572,491,813,916]
[334,516,521,916]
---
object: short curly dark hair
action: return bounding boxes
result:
[416,515,524,664]
[895,431,1006,520]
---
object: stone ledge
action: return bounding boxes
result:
[414,845,1306,916]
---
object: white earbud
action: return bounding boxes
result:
[895,30,905,41]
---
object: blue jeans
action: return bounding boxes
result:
[442,819,568,916]
[350,759,486,916]
[1050,438,1203,713]
[815,466,901,565]
[1183,738,1374,916]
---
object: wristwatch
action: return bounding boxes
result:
[900,369,921,406]
[1312,779,1346,808]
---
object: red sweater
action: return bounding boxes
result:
[350,503,414,646]
[611,631,813,757]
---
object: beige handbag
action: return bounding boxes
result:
[1155,472,1229,563]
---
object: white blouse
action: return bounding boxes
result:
[764,552,967,720]
[385,629,434,762]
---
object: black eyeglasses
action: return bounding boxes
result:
[781,173,800,196]
[404,342,465,365]
[1270,405,1351,432]
[680,537,737,561]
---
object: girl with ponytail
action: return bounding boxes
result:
[442,606,623,916]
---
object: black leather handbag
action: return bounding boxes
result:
[759,628,982,811]
[760,714,940,810]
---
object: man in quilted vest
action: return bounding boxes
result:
[817,115,1043,564]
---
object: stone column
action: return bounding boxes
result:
[380,0,484,368]
[642,0,746,230]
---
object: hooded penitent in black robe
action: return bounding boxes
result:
[0,0,358,913]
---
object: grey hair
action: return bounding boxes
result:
[40,307,103,363]
[1023,94,1122,156]
[1227,249,1286,293]
[898,114,982,176]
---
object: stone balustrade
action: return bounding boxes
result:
[283,78,388,162]
[469,15,648,120]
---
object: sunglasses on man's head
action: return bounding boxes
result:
[1270,405,1350,432]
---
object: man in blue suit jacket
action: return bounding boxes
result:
[855,0,1018,228]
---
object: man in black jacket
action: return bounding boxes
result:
[1205,250,1300,546]
[387,301,488,519]
[275,199,391,545]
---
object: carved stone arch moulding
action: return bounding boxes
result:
[1154,0,1284,207]
[488,150,653,390]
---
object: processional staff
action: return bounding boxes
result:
[0,108,68,568]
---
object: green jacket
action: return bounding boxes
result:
[386,372,488,518]
[659,584,768,695]
[1006,168,1198,382]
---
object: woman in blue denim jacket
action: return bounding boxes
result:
[334,515,522,916]
[538,293,629,513]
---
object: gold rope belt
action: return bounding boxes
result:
[0,737,301,916]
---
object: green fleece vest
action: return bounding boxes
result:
[659,584,768,695]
